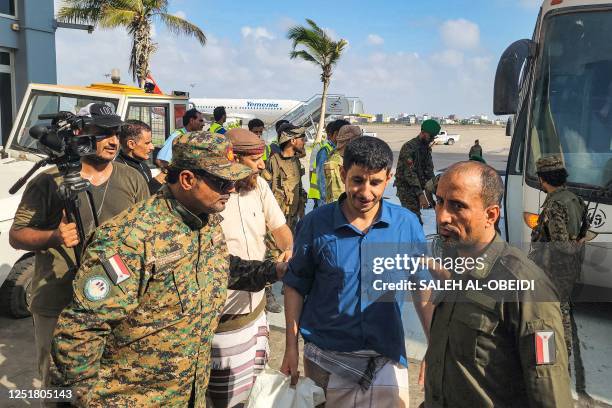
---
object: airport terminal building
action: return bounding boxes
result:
[0,0,56,146]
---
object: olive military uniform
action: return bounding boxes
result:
[266,126,307,231]
[52,132,279,407]
[322,150,343,204]
[394,136,435,224]
[529,155,588,358]
[425,235,572,408]
[468,142,483,159]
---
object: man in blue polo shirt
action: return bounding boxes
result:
[155,108,204,168]
[281,136,433,406]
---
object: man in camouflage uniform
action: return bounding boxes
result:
[424,161,572,407]
[394,119,440,224]
[51,131,286,407]
[529,155,588,360]
[266,123,307,231]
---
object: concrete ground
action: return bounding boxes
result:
[1,125,611,407]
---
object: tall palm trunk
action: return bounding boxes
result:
[315,79,329,143]
[131,21,154,87]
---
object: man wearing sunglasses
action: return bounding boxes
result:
[9,103,149,398]
[52,131,286,407]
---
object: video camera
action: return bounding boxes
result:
[9,112,108,265]
[29,111,98,163]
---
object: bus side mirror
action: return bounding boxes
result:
[494,39,536,115]
[506,117,514,136]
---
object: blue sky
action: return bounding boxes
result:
[55,0,542,117]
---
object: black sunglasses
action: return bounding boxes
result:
[93,126,121,139]
[193,170,235,191]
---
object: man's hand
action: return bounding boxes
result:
[280,345,300,385]
[275,261,288,280]
[154,171,167,184]
[418,192,430,209]
[55,211,79,248]
[278,249,292,263]
[418,360,426,387]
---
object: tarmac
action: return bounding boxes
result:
[1,125,611,407]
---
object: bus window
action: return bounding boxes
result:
[527,11,612,189]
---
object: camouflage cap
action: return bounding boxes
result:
[278,124,307,145]
[536,155,565,173]
[171,130,252,181]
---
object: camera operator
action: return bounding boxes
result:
[115,119,164,194]
[8,103,149,394]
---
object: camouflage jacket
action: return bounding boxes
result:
[530,187,588,255]
[323,150,344,204]
[266,152,306,217]
[52,186,277,407]
[394,136,434,191]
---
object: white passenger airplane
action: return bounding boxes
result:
[191,98,303,125]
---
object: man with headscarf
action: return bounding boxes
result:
[208,128,293,407]
[323,124,363,203]
[394,119,441,224]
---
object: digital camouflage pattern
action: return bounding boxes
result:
[425,234,573,408]
[394,136,435,223]
[171,130,252,181]
[529,186,588,357]
[52,187,277,407]
[536,155,565,173]
[266,152,306,231]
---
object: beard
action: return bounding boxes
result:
[83,154,113,165]
[235,172,258,193]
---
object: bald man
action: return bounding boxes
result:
[424,161,572,408]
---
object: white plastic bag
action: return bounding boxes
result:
[246,367,326,408]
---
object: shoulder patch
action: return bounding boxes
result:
[535,330,556,365]
[102,254,131,285]
[84,275,111,301]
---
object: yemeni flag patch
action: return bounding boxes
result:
[102,254,131,285]
[535,330,556,365]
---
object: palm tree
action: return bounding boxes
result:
[287,19,347,143]
[58,0,206,87]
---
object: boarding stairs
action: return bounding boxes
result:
[263,94,365,144]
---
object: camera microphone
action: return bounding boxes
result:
[29,125,64,153]
[29,125,49,140]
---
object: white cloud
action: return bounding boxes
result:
[322,27,340,41]
[431,49,464,67]
[55,20,496,117]
[240,26,275,40]
[366,34,384,46]
[440,19,480,50]
[173,10,187,20]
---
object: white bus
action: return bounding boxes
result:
[494,0,612,289]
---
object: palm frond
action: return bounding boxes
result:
[56,0,113,23]
[98,7,136,28]
[157,13,206,45]
[289,50,321,65]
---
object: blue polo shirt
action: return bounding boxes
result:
[283,195,429,367]
[157,127,186,162]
